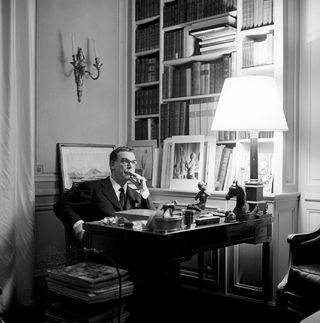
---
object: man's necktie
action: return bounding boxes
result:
[119,187,125,209]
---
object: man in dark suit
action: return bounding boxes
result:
[54,146,155,240]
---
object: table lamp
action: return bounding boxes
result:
[210,76,288,211]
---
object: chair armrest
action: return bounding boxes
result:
[287,227,320,266]
[287,227,320,245]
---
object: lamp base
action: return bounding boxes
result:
[245,181,265,212]
[245,181,264,201]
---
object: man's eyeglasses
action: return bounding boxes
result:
[118,158,137,166]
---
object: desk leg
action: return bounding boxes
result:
[262,241,271,303]
[198,251,204,293]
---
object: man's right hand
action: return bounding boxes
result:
[73,220,85,240]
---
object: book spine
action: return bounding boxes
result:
[191,61,201,96]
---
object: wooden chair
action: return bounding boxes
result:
[276,227,320,319]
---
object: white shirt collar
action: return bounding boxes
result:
[110,176,127,194]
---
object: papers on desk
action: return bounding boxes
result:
[115,209,156,230]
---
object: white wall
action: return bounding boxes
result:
[35,0,128,274]
[36,0,127,174]
[299,0,320,232]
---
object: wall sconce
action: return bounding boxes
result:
[70,37,103,102]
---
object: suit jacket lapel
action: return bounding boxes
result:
[101,177,122,209]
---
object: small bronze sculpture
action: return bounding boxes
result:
[225,181,248,218]
[161,200,178,217]
[187,181,210,212]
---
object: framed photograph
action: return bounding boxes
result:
[58,143,115,192]
[128,140,158,187]
[160,138,173,188]
[169,135,206,191]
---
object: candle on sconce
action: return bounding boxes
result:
[71,33,75,55]
[93,39,99,58]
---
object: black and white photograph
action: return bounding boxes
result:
[0,1,315,323]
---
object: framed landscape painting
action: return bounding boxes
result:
[58,143,115,192]
[169,135,205,191]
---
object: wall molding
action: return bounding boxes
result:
[304,194,320,202]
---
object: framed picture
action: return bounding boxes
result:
[128,140,158,187]
[58,143,115,192]
[160,137,173,188]
[169,135,206,191]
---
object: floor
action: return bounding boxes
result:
[1,288,302,323]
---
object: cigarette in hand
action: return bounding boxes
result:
[128,171,140,179]
[128,171,146,183]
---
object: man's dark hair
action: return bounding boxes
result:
[109,146,134,166]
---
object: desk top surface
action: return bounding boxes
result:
[83,209,272,237]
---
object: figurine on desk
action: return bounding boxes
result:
[187,181,210,212]
[160,200,178,217]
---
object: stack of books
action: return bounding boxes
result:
[45,262,134,323]
[190,24,237,54]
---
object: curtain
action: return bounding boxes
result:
[0,0,35,311]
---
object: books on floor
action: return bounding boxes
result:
[46,262,134,304]
[44,298,130,323]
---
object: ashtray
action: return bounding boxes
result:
[154,216,182,233]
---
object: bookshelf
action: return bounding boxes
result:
[132,0,160,141]
[130,0,284,194]
[128,0,300,304]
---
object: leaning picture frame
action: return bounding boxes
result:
[169,135,206,191]
[57,143,115,192]
[127,140,158,187]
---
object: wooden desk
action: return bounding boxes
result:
[83,214,272,322]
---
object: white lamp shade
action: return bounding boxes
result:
[210,76,288,132]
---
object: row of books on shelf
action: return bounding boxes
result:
[214,145,234,191]
[163,0,237,28]
[238,131,274,140]
[242,33,273,67]
[135,118,159,141]
[135,57,159,84]
[189,98,218,136]
[160,102,189,141]
[163,15,236,62]
[160,135,274,194]
[163,28,195,60]
[215,144,274,193]
[163,54,235,99]
[135,0,160,21]
[218,131,237,141]
[218,130,274,141]
[241,0,273,30]
[160,98,220,142]
[135,22,159,53]
[135,101,274,144]
[135,88,159,115]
